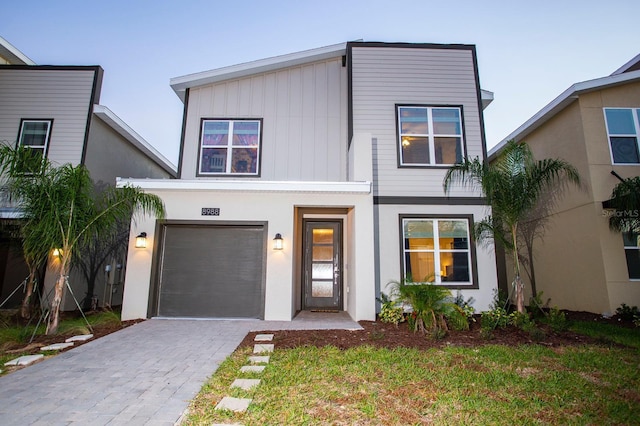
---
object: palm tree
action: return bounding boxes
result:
[443,140,580,313]
[0,145,165,334]
[607,176,640,234]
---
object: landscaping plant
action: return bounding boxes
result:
[388,280,468,338]
[376,292,404,326]
[443,140,580,313]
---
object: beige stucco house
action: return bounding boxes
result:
[119,41,499,322]
[488,53,640,314]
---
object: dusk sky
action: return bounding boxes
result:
[2,0,638,165]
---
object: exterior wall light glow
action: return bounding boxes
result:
[135,232,147,249]
[52,248,63,257]
[273,233,283,250]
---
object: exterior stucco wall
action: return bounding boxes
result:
[375,203,497,312]
[120,187,375,322]
[502,82,640,313]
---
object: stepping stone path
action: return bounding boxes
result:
[65,334,93,343]
[4,354,44,367]
[41,342,74,351]
[214,333,274,416]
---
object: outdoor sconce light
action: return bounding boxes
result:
[52,248,63,257]
[273,233,283,250]
[135,232,147,249]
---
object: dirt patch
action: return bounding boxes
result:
[238,311,631,351]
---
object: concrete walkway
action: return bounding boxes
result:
[0,312,361,425]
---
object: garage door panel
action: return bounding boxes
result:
[157,225,264,318]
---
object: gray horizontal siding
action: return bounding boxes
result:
[0,68,96,166]
[351,46,484,198]
[181,57,347,181]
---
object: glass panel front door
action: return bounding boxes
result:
[303,221,342,310]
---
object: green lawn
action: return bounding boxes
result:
[185,326,640,425]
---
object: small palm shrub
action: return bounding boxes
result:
[388,280,469,338]
[545,307,569,332]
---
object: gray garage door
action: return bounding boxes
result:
[157,224,265,318]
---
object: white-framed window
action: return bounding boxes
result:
[623,231,640,280]
[397,106,464,166]
[401,216,474,286]
[17,119,53,167]
[198,119,262,176]
[604,108,640,164]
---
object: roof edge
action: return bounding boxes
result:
[611,53,640,76]
[93,105,177,176]
[169,42,348,101]
[0,36,36,65]
[488,69,640,159]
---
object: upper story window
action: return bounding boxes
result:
[401,216,474,286]
[623,231,640,280]
[199,119,262,176]
[17,119,53,173]
[397,106,464,166]
[604,108,640,164]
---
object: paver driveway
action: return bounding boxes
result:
[0,313,361,425]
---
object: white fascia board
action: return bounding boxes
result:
[170,42,347,101]
[116,178,371,194]
[611,53,640,76]
[93,105,177,176]
[488,70,640,160]
[0,36,36,65]
[481,89,494,110]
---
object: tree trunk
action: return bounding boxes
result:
[46,273,65,335]
[511,224,526,313]
[19,271,36,319]
[514,274,525,314]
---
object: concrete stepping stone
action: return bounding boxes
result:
[41,342,74,351]
[215,396,252,412]
[4,354,44,366]
[248,355,270,364]
[253,344,274,353]
[65,334,93,343]
[254,334,274,342]
[231,378,261,390]
[240,365,265,373]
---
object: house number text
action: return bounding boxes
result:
[201,208,220,216]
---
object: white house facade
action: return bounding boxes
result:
[119,41,498,322]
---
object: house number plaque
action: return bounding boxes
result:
[201,208,220,216]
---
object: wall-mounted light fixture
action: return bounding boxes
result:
[52,248,63,257]
[273,233,283,250]
[135,232,147,249]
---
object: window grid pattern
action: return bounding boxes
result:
[402,218,472,285]
[604,108,640,164]
[397,106,464,166]
[199,119,261,175]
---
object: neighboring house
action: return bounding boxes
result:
[119,41,498,322]
[488,53,640,315]
[0,36,176,311]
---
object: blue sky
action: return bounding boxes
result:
[2,0,638,165]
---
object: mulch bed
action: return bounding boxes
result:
[239,311,633,351]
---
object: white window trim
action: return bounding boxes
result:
[402,217,473,286]
[397,106,464,167]
[198,119,261,176]
[604,107,640,165]
[18,119,52,156]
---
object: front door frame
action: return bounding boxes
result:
[302,218,343,311]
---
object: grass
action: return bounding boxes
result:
[569,320,640,350]
[184,327,640,425]
[0,310,122,373]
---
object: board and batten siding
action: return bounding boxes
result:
[351,46,484,198]
[0,68,97,166]
[180,57,348,181]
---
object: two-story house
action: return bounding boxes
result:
[488,53,640,315]
[0,36,176,311]
[119,41,498,322]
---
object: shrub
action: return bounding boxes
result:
[481,306,511,330]
[616,303,640,322]
[376,293,405,326]
[454,292,476,322]
[546,307,569,332]
[388,280,468,338]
